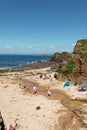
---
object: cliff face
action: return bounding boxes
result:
[72,39,87,83]
[51,39,87,83]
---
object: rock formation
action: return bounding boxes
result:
[51,39,87,83]
[51,52,71,68]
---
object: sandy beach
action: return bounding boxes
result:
[0,67,87,130]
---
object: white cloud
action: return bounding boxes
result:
[13,46,33,49]
[28,46,32,49]
[6,46,10,49]
[48,46,55,49]
[0,45,56,54]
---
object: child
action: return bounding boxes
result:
[47,88,51,96]
[9,124,13,130]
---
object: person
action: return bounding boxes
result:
[9,124,13,130]
[18,84,22,89]
[47,88,51,96]
[33,85,38,94]
[49,75,54,82]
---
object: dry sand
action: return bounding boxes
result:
[0,67,87,130]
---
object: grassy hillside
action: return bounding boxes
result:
[73,39,87,55]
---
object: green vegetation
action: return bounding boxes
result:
[74,39,87,55]
[56,58,75,75]
[0,70,9,73]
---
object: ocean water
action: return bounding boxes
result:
[0,54,52,69]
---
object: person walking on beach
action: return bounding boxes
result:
[47,87,51,96]
[33,85,38,94]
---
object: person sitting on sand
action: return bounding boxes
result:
[8,124,13,130]
[18,84,22,89]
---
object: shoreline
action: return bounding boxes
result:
[0,67,87,130]
[0,60,58,72]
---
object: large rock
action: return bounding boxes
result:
[51,52,71,67]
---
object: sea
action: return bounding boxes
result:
[0,54,52,70]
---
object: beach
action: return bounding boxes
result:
[0,67,87,130]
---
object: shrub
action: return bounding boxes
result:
[56,58,75,75]
[56,67,62,73]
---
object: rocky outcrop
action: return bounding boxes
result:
[51,39,87,83]
[51,52,71,68]
[72,40,87,83]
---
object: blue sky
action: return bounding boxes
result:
[0,0,86,54]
